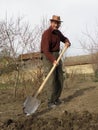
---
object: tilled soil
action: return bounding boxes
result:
[0,81,98,130]
[1,111,98,130]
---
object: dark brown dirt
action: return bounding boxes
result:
[0,81,98,130]
[1,111,98,130]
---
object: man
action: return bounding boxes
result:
[41,15,71,108]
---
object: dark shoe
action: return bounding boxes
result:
[48,102,56,109]
[54,99,63,105]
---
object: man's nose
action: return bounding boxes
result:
[55,24,58,27]
[55,25,58,28]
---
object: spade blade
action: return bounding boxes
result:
[23,96,41,116]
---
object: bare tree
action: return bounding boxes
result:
[0,16,43,96]
[0,17,40,57]
[0,15,49,97]
[80,25,98,78]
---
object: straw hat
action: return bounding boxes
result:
[50,15,62,22]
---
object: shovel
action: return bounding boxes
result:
[23,46,68,116]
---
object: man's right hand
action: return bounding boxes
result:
[53,60,58,66]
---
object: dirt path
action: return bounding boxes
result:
[0,81,98,130]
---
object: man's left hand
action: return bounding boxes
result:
[65,42,71,48]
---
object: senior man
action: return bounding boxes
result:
[41,15,71,108]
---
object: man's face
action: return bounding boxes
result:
[51,21,61,30]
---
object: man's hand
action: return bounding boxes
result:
[53,60,58,66]
[65,42,71,48]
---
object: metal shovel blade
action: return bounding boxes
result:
[23,96,41,116]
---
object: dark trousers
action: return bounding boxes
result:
[42,52,64,103]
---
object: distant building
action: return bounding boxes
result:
[18,52,42,61]
[64,53,98,75]
[18,52,98,75]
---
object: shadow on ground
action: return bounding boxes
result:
[62,86,96,103]
[32,86,96,118]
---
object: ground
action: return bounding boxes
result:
[0,80,98,130]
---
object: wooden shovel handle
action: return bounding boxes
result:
[34,46,68,98]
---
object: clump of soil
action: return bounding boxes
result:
[1,111,98,130]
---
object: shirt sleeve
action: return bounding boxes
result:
[60,31,71,45]
[41,31,56,63]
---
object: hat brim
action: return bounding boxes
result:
[50,19,63,22]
